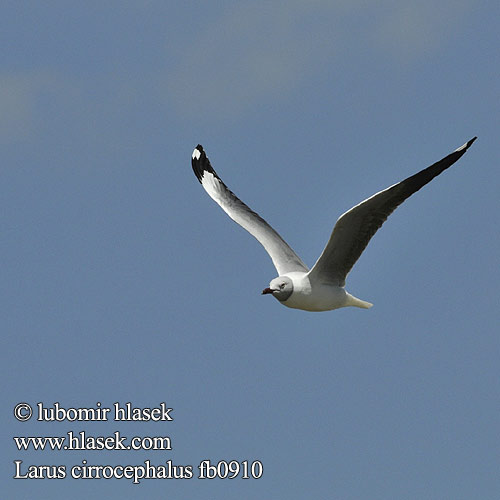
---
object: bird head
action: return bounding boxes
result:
[262,276,293,301]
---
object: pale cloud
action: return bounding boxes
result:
[0,73,43,143]
[373,1,472,58]
[0,71,82,144]
[165,0,474,120]
[0,1,474,140]
[166,1,337,119]
[0,70,125,148]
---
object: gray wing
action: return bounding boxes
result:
[191,145,308,275]
[307,137,477,286]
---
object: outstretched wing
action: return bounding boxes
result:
[307,137,477,286]
[191,145,308,275]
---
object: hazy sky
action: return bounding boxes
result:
[3,2,499,499]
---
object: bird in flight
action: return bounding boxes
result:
[191,137,476,312]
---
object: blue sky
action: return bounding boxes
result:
[2,1,499,498]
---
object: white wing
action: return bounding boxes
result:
[191,145,308,275]
[307,137,477,286]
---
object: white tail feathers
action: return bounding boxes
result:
[346,293,373,309]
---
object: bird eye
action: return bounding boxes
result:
[280,283,285,289]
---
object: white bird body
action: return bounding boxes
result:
[191,138,476,312]
[272,272,372,312]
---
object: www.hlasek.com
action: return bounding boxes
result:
[14,431,172,452]
[12,402,264,483]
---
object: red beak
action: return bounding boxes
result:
[262,288,274,295]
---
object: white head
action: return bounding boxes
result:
[262,276,294,302]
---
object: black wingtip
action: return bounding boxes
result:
[468,136,478,148]
[192,144,204,160]
[191,144,218,184]
[454,136,477,153]
[191,145,205,183]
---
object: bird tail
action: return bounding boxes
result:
[346,293,373,309]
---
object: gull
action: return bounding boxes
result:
[191,138,476,311]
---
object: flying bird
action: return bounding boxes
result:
[191,138,476,311]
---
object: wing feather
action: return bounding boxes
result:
[191,145,308,275]
[307,137,477,286]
